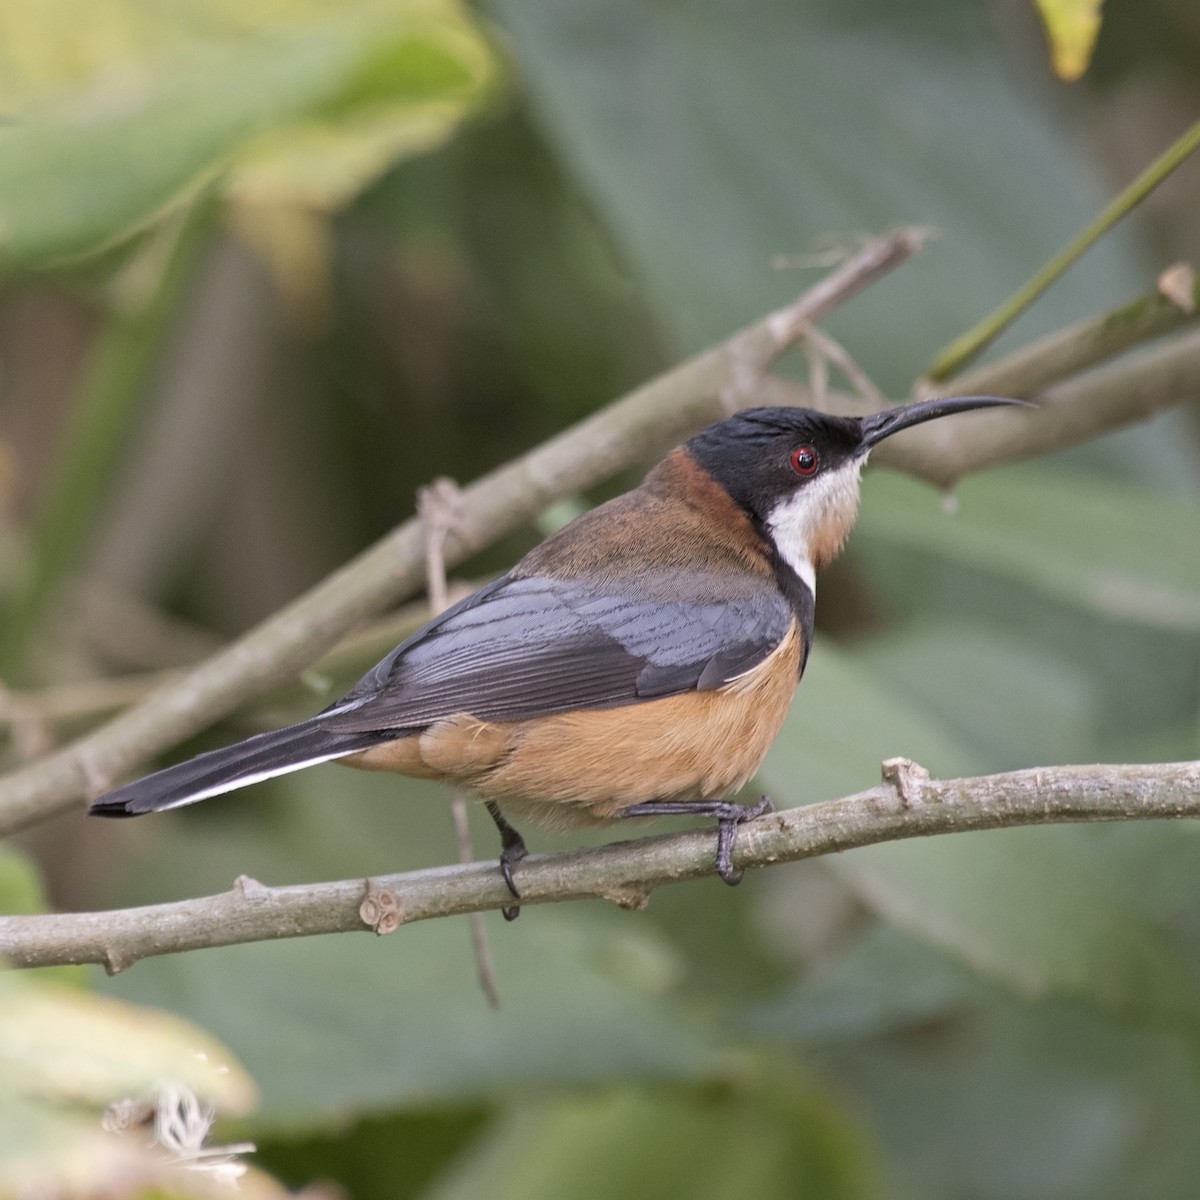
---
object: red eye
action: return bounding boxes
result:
[789,444,819,476]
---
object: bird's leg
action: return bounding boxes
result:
[485,801,527,921]
[620,796,773,886]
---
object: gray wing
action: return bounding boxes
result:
[322,572,793,733]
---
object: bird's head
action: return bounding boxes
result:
[685,395,1020,588]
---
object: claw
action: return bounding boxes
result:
[498,842,526,922]
[620,795,774,886]
[487,801,527,922]
[714,795,772,885]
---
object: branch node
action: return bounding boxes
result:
[360,883,404,934]
[599,885,653,911]
[881,757,931,808]
[798,319,887,408]
[103,946,132,975]
[233,874,268,900]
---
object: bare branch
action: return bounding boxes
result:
[2,760,1196,972]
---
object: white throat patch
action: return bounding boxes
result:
[764,457,866,595]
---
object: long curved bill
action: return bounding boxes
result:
[859,395,1025,449]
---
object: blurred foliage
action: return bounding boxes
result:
[0,0,499,677]
[2,0,1200,1197]
[1034,0,1105,80]
[0,967,262,1197]
[0,0,497,268]
[421,1077,876,1200]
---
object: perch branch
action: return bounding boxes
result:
[2,760,1196,971]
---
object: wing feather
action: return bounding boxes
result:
[323,572,793,733]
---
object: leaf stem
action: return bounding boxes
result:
[927,117,1200,382]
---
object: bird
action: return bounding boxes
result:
[91,395,1019,915]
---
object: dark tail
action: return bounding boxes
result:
[89,716,385,817]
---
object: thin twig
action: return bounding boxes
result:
[418,479,464,617]
[798,320,887,407]
[2,759,1196,972]
[875,327,1200,487]
[0,229,926,835]
[418,477,500,1009]
[449,789,501,1008]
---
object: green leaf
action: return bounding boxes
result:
[851,468,1200,761]
[0,1,497,268]
[0,842,45,915]
[424,1076,875,1200]
[0,1092,147,1200]
[836,827,1200,1039]
[857,468,1200,634]
[487,0,1143,392]
[848,623,1101,768]
[816,1000,1200,1200]
[762,642,979,808]
[1033,0,1104,81]
[0,969,256,1110]
[255,1109,488,1200]
[745,926,996,1043]
[101,913,719,1130]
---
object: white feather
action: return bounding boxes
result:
[153,749,360,811]
[764,457,866,594]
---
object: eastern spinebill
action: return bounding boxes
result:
[92,395,1019,914]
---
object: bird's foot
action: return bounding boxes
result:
[621,795,774,886]
[712,795,773,884]
[486,801,527,921]
[498,841,527,922]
